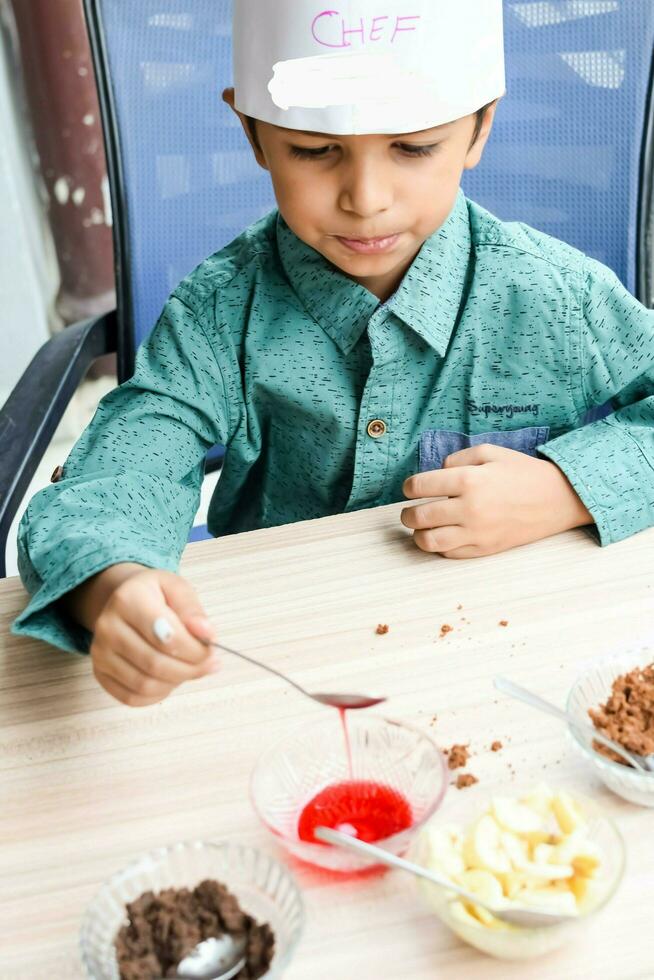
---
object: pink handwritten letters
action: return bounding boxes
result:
[311,9,422,48]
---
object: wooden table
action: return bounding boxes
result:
[2,503,654,980]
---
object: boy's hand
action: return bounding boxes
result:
[90,569,219,707]
[401,444,593,559]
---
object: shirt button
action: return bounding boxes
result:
[367,419,387,439]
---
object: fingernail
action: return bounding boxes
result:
[153,617,174,644]
[206,655,221,674]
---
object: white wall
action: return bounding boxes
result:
[0,11,59,409]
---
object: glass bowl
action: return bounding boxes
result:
[79,840,304,979]
[567,650,654,807]
[250,713,448,872]
[409,787,625,960]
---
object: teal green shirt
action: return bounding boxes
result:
[12,191,654,653]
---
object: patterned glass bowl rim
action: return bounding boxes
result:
[565,649,654,785]
[249,713,449,852]
[79,839,305,979]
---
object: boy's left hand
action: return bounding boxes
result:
[401,444,593,559]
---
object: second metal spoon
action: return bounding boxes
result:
[494,676,652,773]
[315,827,579,929]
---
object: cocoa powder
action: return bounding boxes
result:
[115,880,274,980]
[446,744,470,770]
[588,662,654,766]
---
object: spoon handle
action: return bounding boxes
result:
[494,676,569,723]
[203,639,312,701]
[494,676,647,773]
[314,827,486,908]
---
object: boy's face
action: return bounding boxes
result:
[224,90,497,302]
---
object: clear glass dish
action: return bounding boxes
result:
[567,649,654,807]
[79,840,304,979]
[409,786,625,960]
[250,713,448,872]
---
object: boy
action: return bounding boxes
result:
[12,0,654,707]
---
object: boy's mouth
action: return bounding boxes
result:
[335,233,401,255]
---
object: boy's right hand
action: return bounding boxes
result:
[88,568,219,707]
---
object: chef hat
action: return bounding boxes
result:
[233,0,505,135]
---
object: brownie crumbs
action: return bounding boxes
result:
[375,623,389,635]
[446,744,470,770]
[456,604,463,610]
[499,620,509,627]
[115,880,275,980]
[455,773,478,790]
[490,740,503,752]
[588,662,654,766]
[439,624,453,637]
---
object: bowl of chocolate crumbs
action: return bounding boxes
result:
[80,841,304,979]
[567,650,654,807]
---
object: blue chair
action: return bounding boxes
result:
[463,0,654,302]
[1,0,653,577]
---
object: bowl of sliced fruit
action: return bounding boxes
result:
[410,783,625,960]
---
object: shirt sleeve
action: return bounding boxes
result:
[11,293,231,654]
[538,257,654,546]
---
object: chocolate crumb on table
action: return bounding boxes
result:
[588,662,654,766]
[499,620,509,627]
[115,880,275,980]
[446,744,470,770]
[491,740,503,752]
[375,623,389,635]
[439,623,453,637]
[455,773,478,790]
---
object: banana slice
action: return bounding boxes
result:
[519,860,574,881]
[532,842,559,866]
[552,790,585,835]
[425,826,466,877]
[449,901,510,931]
[516,887,579,916]
[456,868,506,907]
[463,815,512,874]
[492,797,543,835]
[520,782,554,818]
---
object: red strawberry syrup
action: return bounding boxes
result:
[298,779,413,844]
[298,707,412,845]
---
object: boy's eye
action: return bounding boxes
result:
[289,145,335,159]
[396,143,438,157]
[288,142,439,160]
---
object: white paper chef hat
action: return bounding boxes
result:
[233,0,505,135]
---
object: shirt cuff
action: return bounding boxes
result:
[11,550,179,655]
[537,418,654,547]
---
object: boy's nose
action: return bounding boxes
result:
[338,157,393,219]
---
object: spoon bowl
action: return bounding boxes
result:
[172,935,246,980]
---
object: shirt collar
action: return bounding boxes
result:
[276,190,471,357]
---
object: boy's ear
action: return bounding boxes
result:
[463,99,500,172]
[221,87,269,171]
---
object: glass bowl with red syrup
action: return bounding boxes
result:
[250,713,448,872]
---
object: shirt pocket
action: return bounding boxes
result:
[419,426,551,472]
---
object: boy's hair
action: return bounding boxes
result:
[244,103,494,152]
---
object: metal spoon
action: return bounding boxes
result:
[314,827,578,929]
[494,676,654,774]
[170,935,246,980]
[148,616,386,710]
[212,641,386,709]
